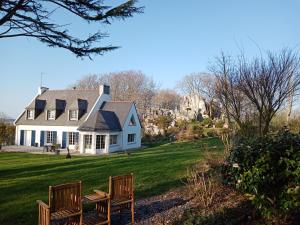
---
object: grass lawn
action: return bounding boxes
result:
[0,138,223,225]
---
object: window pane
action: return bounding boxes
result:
[27,110,34,119]
[70,110,78,120]
[96,135,100,149]
[110,135,117,145]
[100,135,105,149]
[84,135,92,149]
[46,131,53,144]
[128,134,135,143]
[69,132,77,145]
[96,135,105,149]
[48,110,55,120]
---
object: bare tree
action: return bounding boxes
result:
[212,49,300,136]
[211,53,252,128]
[154,89,181,110]
[71,71,157,114]
[237,49,300,135]
[71,74,100,89]
[0,0,143,58]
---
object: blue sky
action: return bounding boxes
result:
[1,0,300,118]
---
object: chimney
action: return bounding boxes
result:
[38,86,49,95]
[99,84,110,96]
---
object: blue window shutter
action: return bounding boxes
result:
[40,131,45,147]
[20,130,24,145]
[53,131,57,144]
[62,132,67,148]
[31,130,36,146]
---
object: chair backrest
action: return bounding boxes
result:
[109,174,134,201]
[49,181,82,212]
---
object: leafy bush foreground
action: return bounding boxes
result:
[222,130,300,217]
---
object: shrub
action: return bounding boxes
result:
[206,129,218,137]
[201,118,213,127]
[214,120,225,128]
[188,123,204,136]
[222,130,300,217]
[0,122,15,145]
[185,154,220,208]
[176,119,189,129]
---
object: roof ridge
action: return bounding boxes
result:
[108,101,133,103]
[46,89,98,92]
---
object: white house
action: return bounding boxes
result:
[14,85,141,154]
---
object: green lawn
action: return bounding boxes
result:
[0,138,223,225]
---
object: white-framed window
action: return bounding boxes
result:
[109,135,118,145]
[47,110,55,120]
[128,133,135,143]
[84,135,92,149]
[129,115,136,126]
[69,132,78,145]
[96,135,106,149]
[69,110,78,121]
[46,131,54,144]
[27,110,34,119]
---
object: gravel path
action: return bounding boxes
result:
[110,187,197,225]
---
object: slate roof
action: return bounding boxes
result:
[78,101,133,132]
[78,110,122,131]
[101,101,133,127]
[15,89,136,132]
[15,89,99,126]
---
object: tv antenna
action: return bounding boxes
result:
[40,72,44,87]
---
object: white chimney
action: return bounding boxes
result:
[99,84,110,96]
[38,86,48,95]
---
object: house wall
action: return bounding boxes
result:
[15,125,78,147]
[79,131,122,154]
[121,105,142,150]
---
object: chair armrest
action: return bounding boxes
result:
[37,200,50,225]
[36,200,50,209]
[94,190,109,198]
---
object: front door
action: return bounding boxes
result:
[24,130,31,146]
[96,135,106,154]
[84,135,93,154]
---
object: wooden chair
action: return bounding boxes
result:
[95,173,135,224]
[37,181,83,225]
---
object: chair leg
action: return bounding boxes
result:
[131,202,135,224]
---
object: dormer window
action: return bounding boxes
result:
[27,110,34,120]
[47,110,55,120]
[129,115,136,126]
[69,110,78,121]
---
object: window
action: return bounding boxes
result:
[69,132,78,145]
[110,135,118,145]
[96,135,105,149]
[27,110,34,119]
[46,131,53,144]
[129,115,136,126]
[47,110,55,120]
[128,134,135,143]
[84,135,92,149]
[69,110,78,120]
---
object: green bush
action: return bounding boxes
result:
[206,129,218,137]
[222,130,300,217]
[175,119,189,129]
[201,118,213,127]
[188,123,204,136]
[214,120,225,128]
[0,122,15,146]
